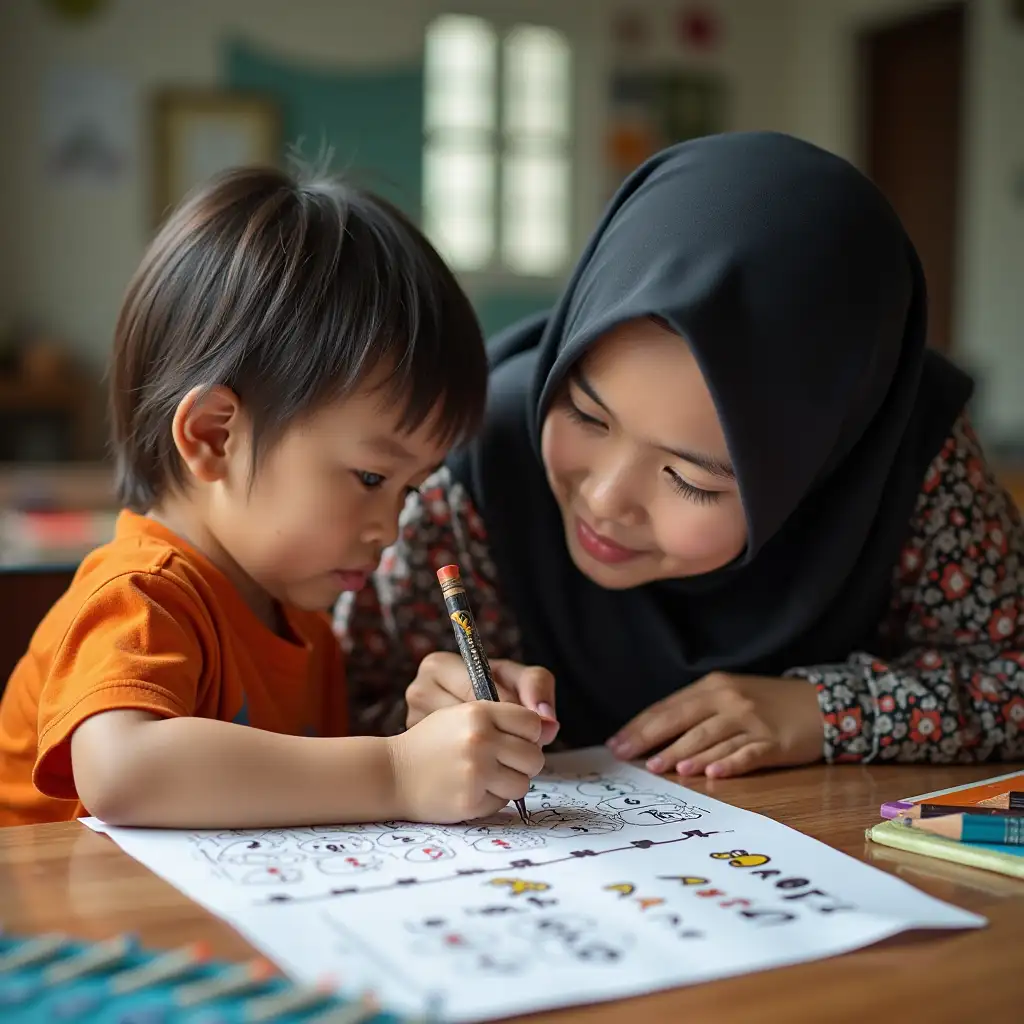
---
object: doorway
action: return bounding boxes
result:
[860,2,966,353]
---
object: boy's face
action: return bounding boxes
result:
[206,380,449,612]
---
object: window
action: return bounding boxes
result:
[423,14,572,277]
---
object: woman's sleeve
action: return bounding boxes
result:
[334,467,524,736]
[787,413,1024,763]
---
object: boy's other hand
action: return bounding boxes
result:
[388,701,545,823]
[406,651,559,745]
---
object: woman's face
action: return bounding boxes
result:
[540,317,747,590]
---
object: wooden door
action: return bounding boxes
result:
[861,3,965,353]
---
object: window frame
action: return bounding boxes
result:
[422,9,578,285]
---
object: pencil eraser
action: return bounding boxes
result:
[880,801,914,820]
[437,565,461,584]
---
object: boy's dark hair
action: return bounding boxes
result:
[111,166,486,512]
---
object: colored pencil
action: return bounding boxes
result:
[978,791,1024,811]
[0,933,67,972]
[882,789,1024,820]
[905,813,1024,845]
[244,981,333,1021]
[111,941,210,993]
[306,992,379,1024]
[175,959,275,1006]
[897,803,1023,819]
[46,935,133,983]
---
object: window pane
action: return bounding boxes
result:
[425,15,497,131]
[501,151,569,274]
[504,25,571,139]
[424,144,495,270]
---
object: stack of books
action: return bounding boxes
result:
[867,770,1024,879]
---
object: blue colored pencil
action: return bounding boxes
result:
[907,813,1024,845]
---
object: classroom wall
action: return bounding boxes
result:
[0,0,1020,442]
[0,0,428,368]
[958,0,1024,445]
[0,0,796,364]
[789,0,1024,445]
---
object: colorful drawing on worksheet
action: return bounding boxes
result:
[81,749,986,1023]
[710,849,771,867]
[181,766,717,903]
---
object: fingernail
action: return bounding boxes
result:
[646,756,664,772]
[676,760,694,776]
[537,702,555,720]
[706,763,723,778]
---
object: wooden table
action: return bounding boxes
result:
[1,764,1021,1023]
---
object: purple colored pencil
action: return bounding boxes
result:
[880,801,914,820]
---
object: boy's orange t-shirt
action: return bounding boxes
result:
[0,511,348,827]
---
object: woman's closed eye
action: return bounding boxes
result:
[563,398,607,431]
[665,468,720,506]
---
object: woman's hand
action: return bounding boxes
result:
[606,674,824,779]
[406,651,560,746]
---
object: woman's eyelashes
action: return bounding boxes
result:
[665,468,720,506]
[563,396,721,507]
[563,402,606,431]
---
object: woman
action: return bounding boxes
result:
[337,131,1023,779]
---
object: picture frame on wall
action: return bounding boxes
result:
[152,89,281,224]
[606,72,727,195]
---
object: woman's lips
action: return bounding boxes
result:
[574,517,643,564]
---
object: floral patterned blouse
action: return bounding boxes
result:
[335,413,1024,764]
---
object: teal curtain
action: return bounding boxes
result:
[224,39,423,218]
[222,40,562,338]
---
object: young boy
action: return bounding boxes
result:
[0,167,547,829]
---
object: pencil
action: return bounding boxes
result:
[978,791,1024,811]
[111,941,211,993]
[175,959,275,1006]
[896,803,1023,819]
[436,564,529,825]
[45,934,134,984]
[906,813,1024,845]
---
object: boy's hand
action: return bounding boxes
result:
[406,651,560,745]
[388,701,546,822]
[606,674,824,779]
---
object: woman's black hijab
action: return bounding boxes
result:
[449,131,972,748]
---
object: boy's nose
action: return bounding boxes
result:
[360,518,398,551]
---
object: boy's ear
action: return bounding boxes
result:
[171,385,246,484]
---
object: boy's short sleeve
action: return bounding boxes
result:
[34,571,208,800]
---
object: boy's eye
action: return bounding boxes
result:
[354,471,387,490]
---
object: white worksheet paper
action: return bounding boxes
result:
[81,748,984,1021]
